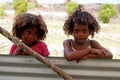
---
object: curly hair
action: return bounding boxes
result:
[12,13,48,40]
[63,5,100,38]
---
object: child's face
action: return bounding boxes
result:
[21,27,39,46]
[73,23,90,44]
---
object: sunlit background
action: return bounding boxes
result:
[0,0,120,59]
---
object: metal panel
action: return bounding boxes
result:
[0,55,120,80]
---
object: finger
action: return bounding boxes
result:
[97,52,101,58]
[101,52,104,59]
[101,50,107,58]
[101,50,107,55]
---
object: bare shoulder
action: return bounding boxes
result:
[63,39,70,45]
[90,40,100,44]
[63,39,72,50]
[89,39,103,49]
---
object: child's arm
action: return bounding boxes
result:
[63,39,113,61]
[14,48,29,55]
[89,40,113,59]
[10,44,29,55]
[76,40,113,62]
[63,39,90,61]
[77,48,112,62]
[80,53,101,60]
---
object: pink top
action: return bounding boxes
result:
[9,41,50,57]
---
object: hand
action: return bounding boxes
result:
[15,48,29,55]
[89,48,107,59]
[76,55,89,63]
[15,49,24,55]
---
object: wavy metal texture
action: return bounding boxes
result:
[0,55,120,80]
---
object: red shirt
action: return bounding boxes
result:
[9,41,50,57]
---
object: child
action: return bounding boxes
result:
[9,13,50,57]
[63,6,113,62]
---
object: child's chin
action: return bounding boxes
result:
[25,43,33,46]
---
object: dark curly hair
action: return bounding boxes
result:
[12,13,48,40]
[63,5,100,38]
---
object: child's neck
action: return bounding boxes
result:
[74,39,89,50]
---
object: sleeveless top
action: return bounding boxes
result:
[70,39,91,51]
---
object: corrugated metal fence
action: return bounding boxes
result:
[0,55,120,80]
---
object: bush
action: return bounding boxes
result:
[13,0,28,15]
[102,4,115,10]
[98,4,117,23]
[98,9,111,23]
[66,1,79,15]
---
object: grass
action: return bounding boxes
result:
[0,12,120,59]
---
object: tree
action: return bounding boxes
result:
[13,0,28,15]
[98,4,117,23]
[66,1,79,15]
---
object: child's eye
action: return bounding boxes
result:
[26,31,31,34]
[83,29,88,33]
[83,30,87,33]
[74,30,79,33]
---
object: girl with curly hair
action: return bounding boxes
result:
[63,6,112,62]
[9,13,50,56]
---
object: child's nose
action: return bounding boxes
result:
[78,32,83,36]
[29,34,35,39]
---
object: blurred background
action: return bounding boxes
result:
[0,0,120,59]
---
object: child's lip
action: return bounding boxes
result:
[24,40,33,44]
[77,38,84,40]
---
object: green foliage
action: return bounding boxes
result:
[98,4,117,23]
[102,4,115,9]
[98,9,110,23]
[0,3,6,18]
[66,1,79,15]
[13,0,28,15]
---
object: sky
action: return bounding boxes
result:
[0,0,120,4]
[0,0,12,3]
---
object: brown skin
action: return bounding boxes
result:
[63,24,113,62]
[15,26,39,55]
[21,26,39,46]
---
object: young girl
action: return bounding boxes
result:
[63,6,113,62]
[9,13,50,57]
